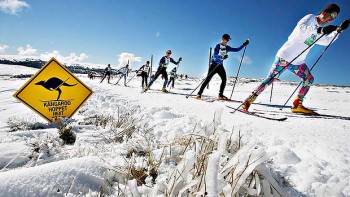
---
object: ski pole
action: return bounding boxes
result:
[207,47,212,89]
[279,30,341,110]
[185,63,222,98]
[230,33,326,114]
[126,68,142,85]
[229,44,248,99]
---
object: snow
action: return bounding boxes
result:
[0,156,109,196]
[1,64,350,196]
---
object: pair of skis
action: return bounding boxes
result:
[194,97,288,121]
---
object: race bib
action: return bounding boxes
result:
[304,34,317,46]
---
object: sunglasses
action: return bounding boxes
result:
[166,52,172,54]
[330,12,337,19]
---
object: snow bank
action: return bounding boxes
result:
[0,156,110,196]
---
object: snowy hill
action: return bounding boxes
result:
[0,64,349,196]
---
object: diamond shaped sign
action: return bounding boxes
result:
[14,57,93,122]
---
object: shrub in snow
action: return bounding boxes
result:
[26,133,63,166]
[58,118,77,145]
[108,111,291,197]
[7,116,46,132]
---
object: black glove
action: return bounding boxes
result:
[222,54,228,60]
[338,19,350,32]
[178,57,182,62]
[317,25,338,34]
[243,39,249,46]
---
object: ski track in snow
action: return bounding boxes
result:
[0,64,350,196]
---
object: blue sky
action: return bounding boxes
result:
[0,0,349,85]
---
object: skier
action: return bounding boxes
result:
[100,64,112,83]
[144,50,182,93]
[115,64,130,86]
[195,34,249,100]
[138,61,151,88]
[242,3,348,114]
[167,67,177,88]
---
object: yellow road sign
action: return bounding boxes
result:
[14,57,93,122]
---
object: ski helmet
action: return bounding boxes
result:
[146,61,150,64]
[166,49,172,54]
[222,34,231,41]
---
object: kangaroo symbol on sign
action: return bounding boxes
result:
[35,77,77,100]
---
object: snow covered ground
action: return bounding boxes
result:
[0,64,350,196]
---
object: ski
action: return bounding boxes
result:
[226,105,287,121]
[193,97,216,102]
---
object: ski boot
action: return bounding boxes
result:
[162,88,168,93]
[291,97,316,114]
[218,94,229,100]
[195,94,202,100]
[242,93,258,111]
[143,86,150,92]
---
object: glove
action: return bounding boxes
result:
[338,19,350,32]
[178,57,182,62]
[222,54,228,60]
[317,25,338,34]
[243,39,249,46]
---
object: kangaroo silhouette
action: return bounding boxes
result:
[35,77,77,100]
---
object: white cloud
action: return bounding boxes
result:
[155,31,160,37]
[17,44,37,56]
[117,52,141,67]
[39,50,88,63]
[0,45,9,53]
[0,0,29,15]
[235,55,252,65]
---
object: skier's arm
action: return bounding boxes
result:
[159,57,165,66]
[317,31,339,46]
[170,57,181,65]
[212,44,222,60]
[226,45,244,52]
[138,65,145,73]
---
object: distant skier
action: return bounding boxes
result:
[167,67,177,88]
[100,64,112,83]
[138,61,151,88]
[115,64,130,86]
[196,34,249,100]
[144,50,182,93]
[242,3,348,114]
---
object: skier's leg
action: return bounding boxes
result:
[123,74,127,85]
[162,71,168,88]
[197,63,219,95]
[287,63,314,100]
[167,78,171,87]
[148,70,161,87]
[243,58,288,110]
[141,75,145,87]
[217,65,227,96]
[145,76,148,87]
[254,58,288,95]
[172,78,175,88]
[115,75,122,85]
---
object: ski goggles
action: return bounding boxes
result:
[330,11,338,19]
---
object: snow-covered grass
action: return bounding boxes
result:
[1,64,350,196]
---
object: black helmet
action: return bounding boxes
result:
[146,61,150,64]
[222,34,231,41]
